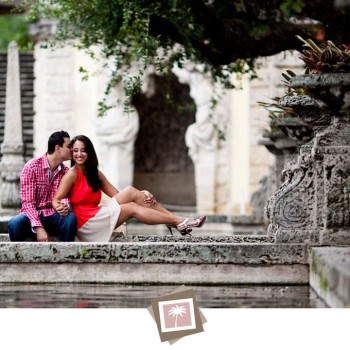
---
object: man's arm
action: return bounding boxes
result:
[34,226,49,242]
[20,165,42,227]
[20,165,49,241]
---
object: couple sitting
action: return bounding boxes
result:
[8,131,206,242]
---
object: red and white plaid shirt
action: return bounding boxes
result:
[20,154,70,228]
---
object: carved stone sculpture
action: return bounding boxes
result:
[265,73,350,245]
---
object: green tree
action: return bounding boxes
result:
[20,0,350,110]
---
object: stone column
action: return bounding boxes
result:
[0,42,25,215]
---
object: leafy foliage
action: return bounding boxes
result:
[279,0,305,17]
[17,1,350,114]
[0,14,32,52]
[21,0,271,112]
[258,70,304,121]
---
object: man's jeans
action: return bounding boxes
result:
[8,212,77,242]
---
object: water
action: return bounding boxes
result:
[0,283,327,308]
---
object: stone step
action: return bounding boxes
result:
[310,247,350,307]
[0,232,274,243]
[0,215,266,235]
[0,241,308,284]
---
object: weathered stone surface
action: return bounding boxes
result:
[310,247,350,307]
[0,241,308,284]
[0,262,308,284]
[0,233,274,243]
[114,235,275,243]
[253,123,304,222]
[0,284,326,308]
[0,242,308,264]
[0,234,9,242]
[270,116,313,143]
[266,73,350,245]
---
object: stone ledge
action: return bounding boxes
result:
[0,233,275,243]
[116,235,275,243]
[0,242,308,264]
[0,262,308,284]
[0,234,9,242]
[310,247,350,307]
[0,214,265,233]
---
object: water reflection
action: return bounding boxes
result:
[0,284,327,308]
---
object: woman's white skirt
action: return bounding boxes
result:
[75,197,122,242]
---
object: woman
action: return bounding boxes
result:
[52,135,206,242]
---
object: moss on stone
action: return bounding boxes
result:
[319,268,329,292]
[311,255,318,273]
[80,248,88,258]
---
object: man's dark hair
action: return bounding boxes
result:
[47,131,70,154]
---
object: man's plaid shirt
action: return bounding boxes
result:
[20,154,69,228]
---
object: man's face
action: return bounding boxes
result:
[59,137,72,161]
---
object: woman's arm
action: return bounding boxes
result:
[99,171,119,197]
[52,169,77,213]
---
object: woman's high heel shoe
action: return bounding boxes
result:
[188,216,206,228]
[166,216,206,236]
[166,221,192,236]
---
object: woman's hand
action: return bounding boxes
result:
[53,199,69,216]
[141,190,157,206]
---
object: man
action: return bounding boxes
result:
[8,131,77,242]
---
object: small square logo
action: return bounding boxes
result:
[148,286,206,343]
[159,298,196,332]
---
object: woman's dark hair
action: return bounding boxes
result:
[71,135,101,192]
[47,130,70,154]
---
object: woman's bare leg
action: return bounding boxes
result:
[116,202,183,227]
[115,186,173,215]
[114,187,206,234]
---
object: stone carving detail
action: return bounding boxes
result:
[319,122,350,229]
[266,73,350,245]
[266,158,314,229]
[251,170,276,222]
[279,95,332,127]
[326,164,350,228]
[172,63,230,212]
[252,123,301,222]
[173,64,220,162]
[96,84,139,190]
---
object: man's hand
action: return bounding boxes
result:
[35,227,49,242]
[141,190,157,206]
